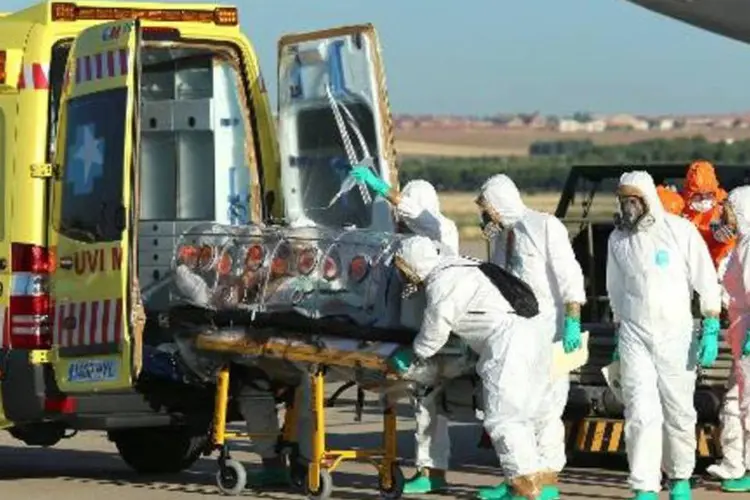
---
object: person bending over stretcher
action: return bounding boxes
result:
[351,166,462,494]
[387,236,556,500]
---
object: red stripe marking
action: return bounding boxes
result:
[95,53,103,80]
[75,58,82,84]
[107,51,115,78]
[17,66,26,89]
[2,309,10,348]
[32,64,48,89]
[118,48,128,76]
[77,302,87,347]
[113,300,123,344]
[102,299,111,343]
[84,55,92,82]
[89,301,99,345]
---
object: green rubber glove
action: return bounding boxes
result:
[562,316,582,353]
[351,165,391,197]
[612,329,620,362]
[743,329,750,358]
[387,346,415,375]
[698,317,721,367]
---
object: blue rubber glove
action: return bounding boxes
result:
[351,165,391,197]
[743,329,750,358]
[562,316,582,354]
[387,346,415,375]
[698,317,721,367]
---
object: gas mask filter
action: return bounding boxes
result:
[394,255,422,299]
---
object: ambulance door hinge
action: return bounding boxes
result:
[30,163,60,179]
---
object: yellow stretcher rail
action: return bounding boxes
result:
[195,332,391,372]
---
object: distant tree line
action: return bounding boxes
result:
[398,135,750,192]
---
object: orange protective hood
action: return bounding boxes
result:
[656,185,685,215]
[683,160,720,199]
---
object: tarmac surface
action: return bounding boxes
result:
[0,385,732,499]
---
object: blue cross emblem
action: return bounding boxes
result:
[67,124,104,196]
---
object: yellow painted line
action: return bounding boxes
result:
[590,421,607,452]
[608,422,623,452]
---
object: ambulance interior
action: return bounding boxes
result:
[49,39,256,317]
[49,33,389,350]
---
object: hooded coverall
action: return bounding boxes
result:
[478,173,586,477]
[397,235,551,499]
[391,180,461,491]
[681,160,736,268]
[708,186,750,490]
[607,171,722,494]
[656,185,685,216]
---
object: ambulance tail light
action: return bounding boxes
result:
[44,396,77,414]
[50,3,239,26]
[9,243,52,350]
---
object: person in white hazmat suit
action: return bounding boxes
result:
[706,185,750,492]
[606,171,723,500]
[387,235,554,500]
[350,166,462,494]
[473,173,587,500]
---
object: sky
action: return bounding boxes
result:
[7,0,750,116]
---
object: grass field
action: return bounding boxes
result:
[396,127,750,157]
[439,191,617,240]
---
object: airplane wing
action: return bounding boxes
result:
[627,0,750,45]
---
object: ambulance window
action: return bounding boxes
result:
[58,88,127,243]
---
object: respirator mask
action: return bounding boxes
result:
[614,195,652,231]
[689,193,716,213]
[394,255,422,299]
[476,195,503,239]
[711,202,738,243]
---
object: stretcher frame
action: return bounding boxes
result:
[200,332,405,499]
[211,365,305,495]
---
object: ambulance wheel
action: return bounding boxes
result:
[110,426,207,474]
[305,470,333,500]
[378,463,405,499]
[216,459,247,496]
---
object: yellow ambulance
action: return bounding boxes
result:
[0,0,397,474]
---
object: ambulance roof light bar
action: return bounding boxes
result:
[50,3,238,26]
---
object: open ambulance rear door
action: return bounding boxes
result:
[276,25,398,231]
[48,19,142,393]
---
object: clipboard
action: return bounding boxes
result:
[551,330,590,379]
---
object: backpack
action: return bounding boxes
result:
[476,261,540,318]
[450,258,540,318]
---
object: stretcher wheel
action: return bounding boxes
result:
[378,463,405,499]
[216,459,247,496]
[305,469,333,500]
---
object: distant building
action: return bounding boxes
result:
[649,118,675,131]
[606,114,650,131]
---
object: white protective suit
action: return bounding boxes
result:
[606,171,722,492]
[395,180,460,472]
[479,173,586,474]
[711,186,750,479]
[399,236,549,483]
